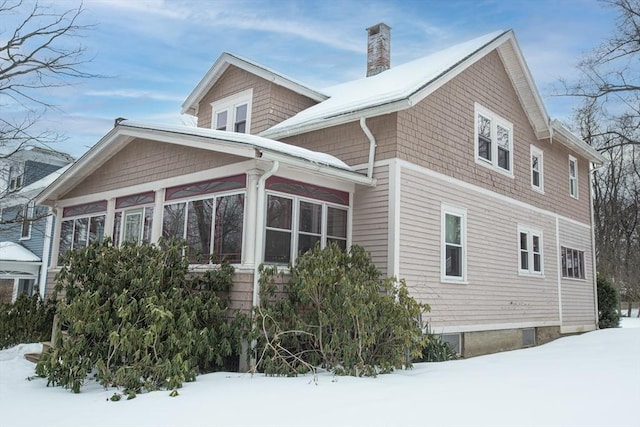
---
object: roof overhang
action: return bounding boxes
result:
[36,122,373,206]
[549,120,606,164]
[181,52,328,116]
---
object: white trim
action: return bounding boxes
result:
[517,224,544,276]
[589,165,599,327]
[393,158,592,230]
[556,217,563,326]
[474,103,514,178]
[38,208,54,298]
[387,159,400,277]
[433,320,560,334]
[530,145,544,193]
[441,203,467,283]
[560,324,596,334]
[568,155,578,199]
[211,88,253,133]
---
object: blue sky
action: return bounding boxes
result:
[4,0,618,158]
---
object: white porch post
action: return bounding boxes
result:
[38,207,54,298]
[243,169,261,267]
[50,206,63,268]
[104,198,116,240]
[151,189,164,244]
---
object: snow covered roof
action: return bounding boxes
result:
[0,242,40,263]
[37,120,373,206]
[181,52,328,116]
[0,165,72,208]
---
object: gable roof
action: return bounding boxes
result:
[258,29,603,164]
[181,52,329,116]
[37,121,373,206]
[0,242,40,263]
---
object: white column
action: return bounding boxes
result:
[49,206,63,268]
[38,207,54,298]
[151,189,164,244]
[104,198,116,240]
[243,169,261,267]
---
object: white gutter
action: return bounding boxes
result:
[251,161,280,310]
[360,118,377,179]
[589,162,605,328]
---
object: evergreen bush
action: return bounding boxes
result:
[35,239,248,393]
[0,293,55,349]
[597,274,620,328]
[418,334,458,362]
[254,243,429,377]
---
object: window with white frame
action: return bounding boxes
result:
[211,88,253,134]
[518,226,543,275]
[58,201,107,262]
[113,192,155,246]
[561,247,585,279]
[264,194,348,264]
[568,155,578,198]
[161,176,246,264]
[441,205,466,282]
[530,145,544,192]
[475,103,513,176]
[20,201,34,239]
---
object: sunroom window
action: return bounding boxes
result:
[58,201,107,262]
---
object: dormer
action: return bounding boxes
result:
[181,53,328,135]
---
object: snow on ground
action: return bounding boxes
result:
[1,324,639,427]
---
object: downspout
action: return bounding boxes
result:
[360,117,377,178]
[589,162,605,328]
[251,160,280,310]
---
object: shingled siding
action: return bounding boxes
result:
[396,50,591,225]
[399,165,563,330]
[352,164,389,276]
[63,139,244,199]
[280,113,398,167]
[196,65,318,135]
[558,218,596,329]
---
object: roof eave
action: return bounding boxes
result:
[181,53,328,116]
[550,120,606,164]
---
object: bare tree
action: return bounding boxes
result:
[562,0,640,316]
[1,0,95,226]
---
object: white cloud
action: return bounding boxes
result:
[84,89,184,102]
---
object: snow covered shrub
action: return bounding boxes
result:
[597,274,620,329]
[0,294,55,349]
[35,239,248,393]
[254,243,429,377]
[418,334,458,362]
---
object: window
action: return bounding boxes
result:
[518,226,543,275]
[441,205,466,282]
[211,88,253,134]
[113,192,155,246]
[568,156,578,198]
[474,103,513,176]
[264,194,348,264]
[530,145,544,192]
[162,193,245,264]
[58,201,107,262]
[20,202,34,239]
[17,279,35,297]
[561,247,585,279]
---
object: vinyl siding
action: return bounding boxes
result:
[399,164,561,330]
[558,218,596,328]
[352,164,389,275]
[63,139,244,199]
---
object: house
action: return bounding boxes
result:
[36,25,605,359]
[0,147,73,302]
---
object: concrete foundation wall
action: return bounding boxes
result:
[461,325,562,358]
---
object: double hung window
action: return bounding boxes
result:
[531,145,544,192]
[441,205,466,282]
[475,103,513,176]
[518,226,543,275]
[569,156,578,198]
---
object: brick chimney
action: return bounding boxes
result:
[366,23,391,77]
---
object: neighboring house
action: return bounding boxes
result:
[36,26,605,360]
[0,147,73,303]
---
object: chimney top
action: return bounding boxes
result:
[366,23,391,77]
